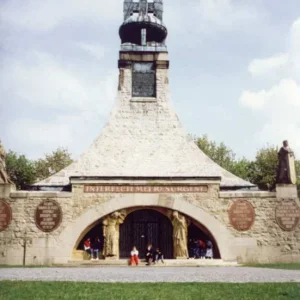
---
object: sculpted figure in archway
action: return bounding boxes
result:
[102,211,125,258]
[171,211,189,259]
[0,140,13,185]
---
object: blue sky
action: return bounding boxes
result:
[1,0,300,161]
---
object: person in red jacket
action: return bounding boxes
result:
[199,239,206,259]
[130,246,139,266]
[83,238,92,259]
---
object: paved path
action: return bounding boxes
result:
[0,267,300,283]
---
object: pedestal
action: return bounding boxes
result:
[0,183,15,198]
[276,184,298,200]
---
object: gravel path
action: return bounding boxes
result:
[0,267,300,283]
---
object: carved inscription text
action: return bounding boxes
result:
[229,200,255,231]
[35,200,62,233]
[0,200,12,232]
[276,200,300,231]
[84,185,208,194]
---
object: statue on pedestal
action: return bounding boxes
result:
[102,211,126,258]
[276,140,297,185]
[171,211,189,259]
[0,140,13,185]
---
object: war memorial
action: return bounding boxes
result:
[0,0,300,266]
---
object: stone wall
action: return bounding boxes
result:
[1,182,300,265]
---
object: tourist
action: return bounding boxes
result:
[205,240,213,259]
[83,238,92,259]
[199,239,206,259]
[188,239,194,258]
[193,239,200,259]
[145,244,155,265]
[130,246,139,266]
[155,248,164,263]
[92,237,101,260]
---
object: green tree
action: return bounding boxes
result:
[248,146,278,190]
[35,148,73,181]
[195,135,236,171]
[195,135,251,181]
[5,151,36,190]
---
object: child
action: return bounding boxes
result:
[130,246,139,266]
[83,238,92,259]
[155,248,164,263]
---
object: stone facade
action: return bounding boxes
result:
[1,182,300,265]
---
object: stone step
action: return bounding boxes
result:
[67,259,239,267]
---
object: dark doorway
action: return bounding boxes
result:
[119,209,173,259]
[188,222,221,259]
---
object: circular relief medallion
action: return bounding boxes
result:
[275,200,300,231]
[229,200,255,231]
[35,200,62,233]
[0,200,12,232]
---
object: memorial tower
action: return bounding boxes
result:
[36,0,252,189]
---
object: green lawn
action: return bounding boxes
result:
[0,282,299,300]
[244,263,300,270]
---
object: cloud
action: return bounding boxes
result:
[0,0,121,32]
[248,53,289,77]
[78,43,106,61]
[240,17,300,156]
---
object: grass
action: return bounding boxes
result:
[244,263,300,270]
[0,282,299,300]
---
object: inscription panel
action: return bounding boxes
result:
[276,200,300,231]
[0,200,12,232]
[229,200,255,231]
[84,185,209,194]
[132,62,156,97]
[35,200,62,233]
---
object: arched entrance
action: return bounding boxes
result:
[119,209,173,259]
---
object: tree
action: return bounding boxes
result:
[195,135,251,181]
[5,151,36,190]
[195,135,236,171]
[35,148,73,181]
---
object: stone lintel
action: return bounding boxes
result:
[276,184,298,200]
[0,184,16,198]
[220,191,276,199]
[119,51,169,62]
[9,191,72,199]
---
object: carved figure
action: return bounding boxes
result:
[171,211,188,258]
[276,140,297,185]
[0,140,13,184]
[102,211,125,258]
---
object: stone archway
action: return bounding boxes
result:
[55,194,237,264]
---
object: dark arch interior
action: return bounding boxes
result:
[76,208,221,260]
[119,209,173,259]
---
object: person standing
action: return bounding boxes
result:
[205,240,213,259]
[92,237,101,260]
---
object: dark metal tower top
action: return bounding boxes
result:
[119,0,167,51]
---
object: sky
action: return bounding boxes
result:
[1,0,300,161]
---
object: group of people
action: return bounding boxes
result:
[83,237,101,260]
[129,244,164,266]
[188,239,213,259]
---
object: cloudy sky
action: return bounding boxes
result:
[1,0,300,161]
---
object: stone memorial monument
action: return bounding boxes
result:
[1,1,300,266]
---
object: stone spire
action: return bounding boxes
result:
[34,0,254,190]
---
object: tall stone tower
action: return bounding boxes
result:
[36,0,252,189]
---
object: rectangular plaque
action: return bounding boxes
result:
[132,62,156,97]
[84,185,208,194]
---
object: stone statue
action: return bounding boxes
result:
[171,211,189,259]
[0,140,13,185]
[276,140,297,185]
[102,211,126,258]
